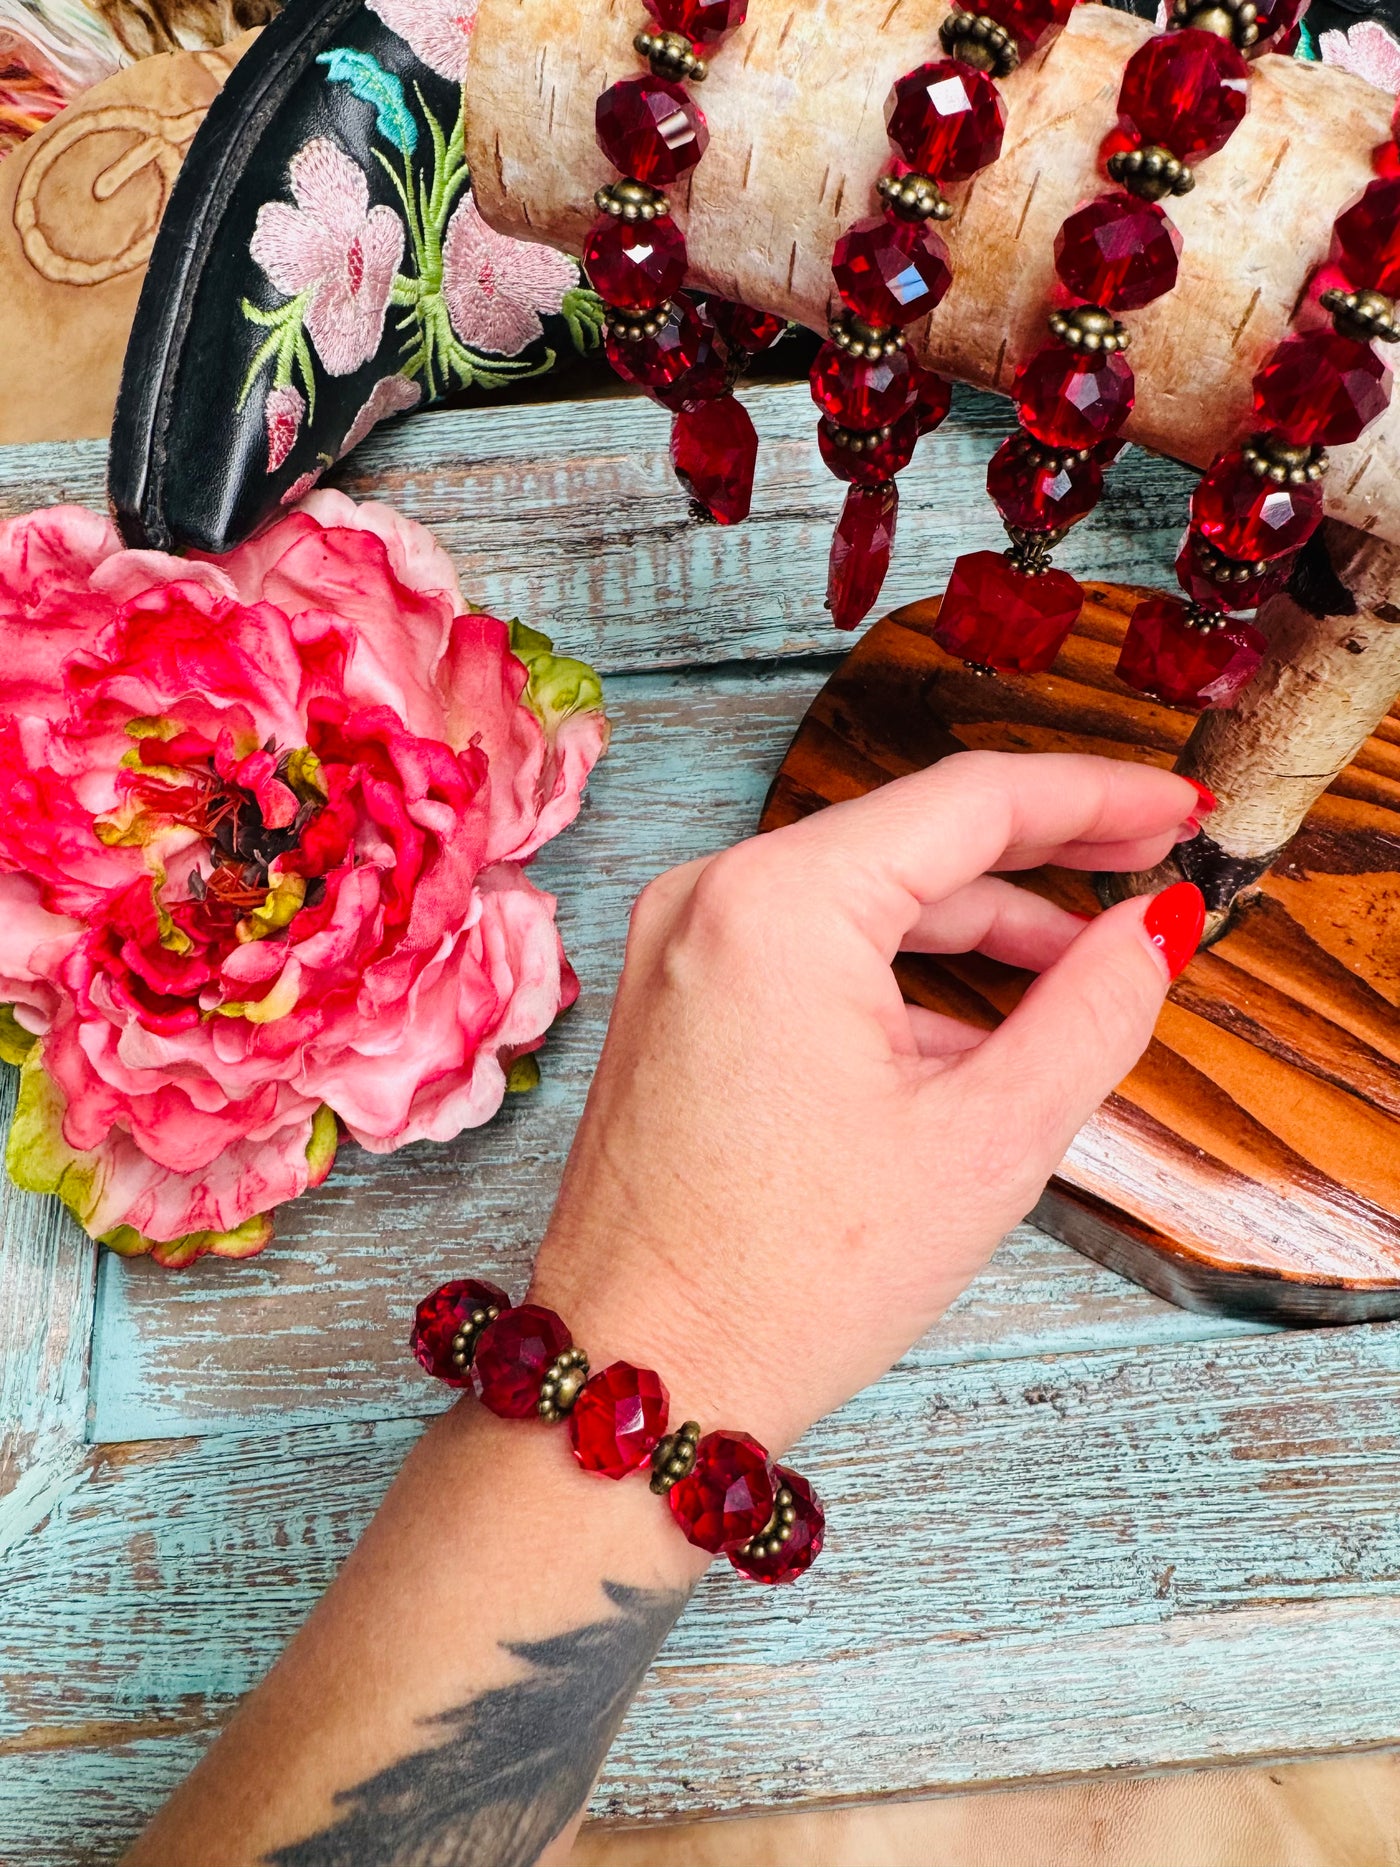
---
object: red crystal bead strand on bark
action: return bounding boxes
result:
[1116,12,1400,709]
[410,1281,826,1584]
[584,0,781,525]
[812,0,1082,631]
[935,0,1260,684]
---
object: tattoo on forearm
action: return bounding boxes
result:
[264,1582,688,1867]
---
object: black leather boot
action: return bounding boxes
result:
[110,0,605,553]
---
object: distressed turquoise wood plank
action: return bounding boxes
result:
[0,383,1193,676]
[8,1321,1400,1860]
[82,660,1272,1446]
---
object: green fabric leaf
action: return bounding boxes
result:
[100,1213,274,1268]
[316,49,418,156]
[0,1006,37,1066]
[6,1051,105,1230]
[508,621,604,728]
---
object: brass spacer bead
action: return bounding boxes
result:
[1004,523,1068,574]
[595,178,670,221]
[604,300,673,343]
[1048,304,1131,354]
[826,420,893,453]
[1184,601,1229,633]
[536,1348,590,1421]
[1192,535,1269,583]
[1321,285,1400,345]
[1169,0,1259,49]
[876,170,953,223]
[634,27,707,81]
[1106,143,1194,203]
[449,1303,501,1370]
[738,1488,798,1561]
[649,1420,701,1494]
[828,312,905,359]
[1242,434,1328,484]
[939,9,1020,76]
[1010,430,1092,472]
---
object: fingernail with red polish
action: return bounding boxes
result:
[1186,779,1218,815]
[1142,881,1205,981]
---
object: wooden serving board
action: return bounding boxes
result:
[761,583,1400,1326]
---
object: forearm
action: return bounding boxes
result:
[125,1399,706,1867]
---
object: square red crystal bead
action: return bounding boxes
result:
[932,550,1084,673]
[569,1362,670,1479]
[668,1430,776,1552]
[596,76,708,184]
[1054,191,1181,313]
[411,1277,510,1387]
[470,1304,572,1419]
[1116,594,1266,710]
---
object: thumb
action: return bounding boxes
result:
[952,880,1204,1166]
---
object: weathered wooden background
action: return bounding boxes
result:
[5,382,1400,1864]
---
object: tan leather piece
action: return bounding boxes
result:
[0,28,257,446]
[569,1751,1400,1867]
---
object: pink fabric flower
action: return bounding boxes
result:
[339,373,422,457]
[0,494,607,1264]
[264,384,306,473]
[442,196,577,356]
[365,0,479,82]
[251,138,405,378]
[1318,20,1400,92]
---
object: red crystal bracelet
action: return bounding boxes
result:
[931,0,1294,701]
[411,1278,825,1585]
[583,0,785,526]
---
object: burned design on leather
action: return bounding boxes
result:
[265,1582,687,1867]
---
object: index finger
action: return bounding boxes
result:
[767,749,1200,951]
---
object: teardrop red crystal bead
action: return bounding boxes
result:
[1252,329,1392,447]
[827,482,899,630]
[1054,192,1181,312]
[728,1467,826,1584]
[986,436,1104,532]
[1117,29,1249,162]
[1116,594,1266,710]
[1014,344,1135,450]
[583,212,688,311]
[884,59,1005,184]
[596,75,709,184]
[670,394,758,524]
[1190,448,1323,561]
[831,216,953,327]
[932,550,1083,673]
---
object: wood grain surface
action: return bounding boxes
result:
[2,391,1398,1864]
[762,585,1400,1321]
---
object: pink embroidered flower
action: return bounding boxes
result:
[365,0,479,81]
[251,138,405,378]
[0,494,607,1266]
[264,384,306,472]
[442,196,578,356]
[1318,20,1400,92]
[339,373,422,457]
[281,468,325,506]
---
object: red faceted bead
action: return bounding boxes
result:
[1116,594,1266,710]
[1191,448,1324,562]
[470,1303,572,1419]
[978,0,1073,53]
[909,358,952,435]
[1252,329,1391,447]
[668,1430,775,1552]
[818,409,919,485]
[596,76,708,185]
[583,212,687,312]
[1117,30,1249,163]
[605,296,704,392]
[1175,530,1289,615]
[411,1277,510,1387]
[1014,343,1135,450]
[1254,0,1306,46]
[709,298,785,353]
[986,436,1105,532]
[828,481,898,630]
[670,394,758,524]
[729,1467,826,1584]
[884,60,1006,184]
[569,1361,670,1479]
[651,300,731,411]
[810,341,916,430]
[644,0,746,44]
[1332,176,1400,298]
[933,550,1083,673]
[832,216,952,328]
[1054,192,1181,312]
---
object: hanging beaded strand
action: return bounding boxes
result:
[814,0,1081,632]
[585,0,784,525]
[931,0,1299,690]
[1114,67,1400,708]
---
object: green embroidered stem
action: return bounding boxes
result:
[560,284,606,355]
[239,290,316,415]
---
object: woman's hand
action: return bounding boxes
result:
[532,749,1208,1453]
